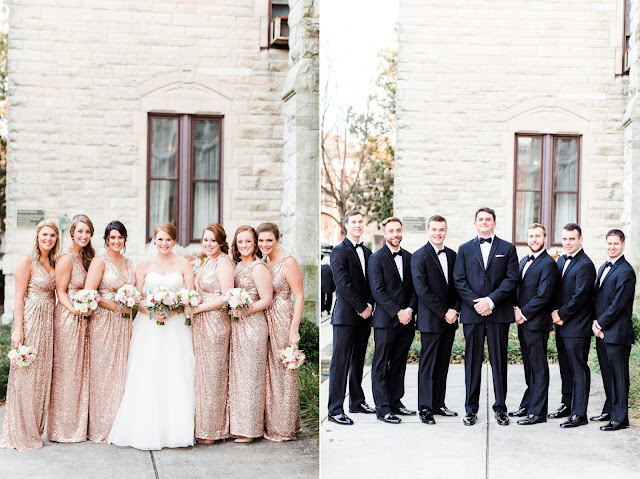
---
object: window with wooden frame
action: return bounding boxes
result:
[624,0,631,73]
[269,0,290,49]
[513,134,581,246]
[147,114,223,246]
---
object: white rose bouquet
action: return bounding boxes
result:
[114,284,142,320]
[7,344,37,368]
[176,288,200,326]
[279,346,306,370]
[144,287,179,326]
[73,289,101,320]
[223,288,253,322]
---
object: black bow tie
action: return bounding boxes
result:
[604,261,613,268]
[392,251,402,258]
[479,237,492,244]
[437,249,446,256]
[563,254,571,261]
[528,255,535,262]
[354,242,364,249]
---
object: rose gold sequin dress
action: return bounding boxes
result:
[47,251,90,442]
[193,255,232,441]
[0,257,55,452]
[229,259,270,438]
[88,254,134,443]
[264,255,301,441]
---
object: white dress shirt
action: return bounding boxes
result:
[479,234,495,269]
[599,254,622,287]
[522,249,545,278]
[562,248,582,277]
[347,236,366,274]
[388,245,403,281]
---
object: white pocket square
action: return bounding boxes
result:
[495,254,506,258]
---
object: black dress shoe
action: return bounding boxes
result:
[349,402,375,414]
[548,403,570,419]
[327,413,354,425]
[495,410,510,426]
[600,419,629,431]
[419,409,436,425]
[517,414,547,425]
[463,413,477,426]
[559,415,588,428]
[377,413,401,424]
[508,407,527,417]
[394,406,417,416]
[590,413,611,422]
[434,406,458,417]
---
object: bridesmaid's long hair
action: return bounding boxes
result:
[202,223,229,255]
[256,222,280,241]
[231,225,261,263]
[70,214,96,270]
[103,220,128,253]
[30,220,60,266]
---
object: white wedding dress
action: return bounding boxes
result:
[108,272,196,450]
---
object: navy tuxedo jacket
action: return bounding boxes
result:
[594,256,636,346]
[515,250,560,332]
[555,249,596,338]
[411,243,461,333]
[368,244,417,329]
[330,237,374,326]
[453,236,519,324]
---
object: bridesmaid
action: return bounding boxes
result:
[85,220,135,443]
[48,214,95,442]
[191,223,234,444]
[229,225,273,444]
[0,221,59,451]
[257,223,303,441]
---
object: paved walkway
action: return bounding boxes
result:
[0,408,319,478]
[321,362,640,478]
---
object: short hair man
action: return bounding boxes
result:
[591,229,636,431]
[327,211,375,425]
[510,223,560,425]
[368,217,418,423]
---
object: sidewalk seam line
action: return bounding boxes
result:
[150,451,159,479]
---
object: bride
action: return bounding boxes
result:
[108,222,196,450]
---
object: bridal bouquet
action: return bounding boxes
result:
[114,284,142,320]
[73,289,101,320]
[144,287,179,326]
[279,346,306,370]
[176,288,200,326]
[7,344,37,368]
[223,288,253,322]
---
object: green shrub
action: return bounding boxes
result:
[299,363,319,437]
[298,317,319,365]
[0,324,10,404]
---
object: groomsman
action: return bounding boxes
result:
[550,223,596,428]
[510,223,560,425]
[453,207,519,426]
[327,211,375,425]
[368,217,417,424]
[591,229,637,431]
[411,215,461,425]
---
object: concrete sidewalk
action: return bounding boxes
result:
[0,408,319,479]
[321,363,640,479]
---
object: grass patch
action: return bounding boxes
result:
[0,324,10,404]
[298,317,319,437]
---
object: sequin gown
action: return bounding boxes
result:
[88,254,134,443]
[0,257,55,452]
[192,255,232,441]
[47,251,90,442]
[264,255,301,441]
[229,259,270,438]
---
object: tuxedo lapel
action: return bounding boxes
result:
[597,256,623,291]
[518,256,528,277]
[485,236,499,270]
[402,249,411,283]
[426,242,446,279]
[523,251,546,279]
[382,244,402,282]
[344,238,364,280]
[472,238,485,271]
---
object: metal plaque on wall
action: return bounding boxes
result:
[403,216,426,233]
[17,209,45,227]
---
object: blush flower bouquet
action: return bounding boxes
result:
[7,344,37,368]
[114,284,143,320]
[144,287,179,326]
[223,288,253,322]
[279,346,306,370]
[73,289,101,320]
[176,288,200,326]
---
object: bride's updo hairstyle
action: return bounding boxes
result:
[153,222,178,242]
[202,223,229,254]
[231,225,261,263]
[103,220,128,253]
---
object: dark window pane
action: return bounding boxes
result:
[150,118,178,178]
[149,180,177,232]
[517,136,542,190]
[554,139,578,191]
[193,120,220,180]
[514,191,540,243]
[553,193,577,243]
[272,4,289,17]
[192,183,219,238]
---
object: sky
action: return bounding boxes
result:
[320,0,399,125]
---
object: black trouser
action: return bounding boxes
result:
[327,323,371,416]
[433,323,457,410]
[596,339,631,422]
[517,325,550,416]
[463,321,510,414]
[559,335,591,417]
[555,333,573,406]
[371,323,415,417]
[417,332,439,411]
[321,293,333,313]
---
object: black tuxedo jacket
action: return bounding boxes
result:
[330,237,374,326]
[594,256,636,346]
[515,250,560,332]
[368,244,417,329]
[555,249,596,338]
[321,264,335,294]
[453,236,519,324]
[411,242,461,333]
